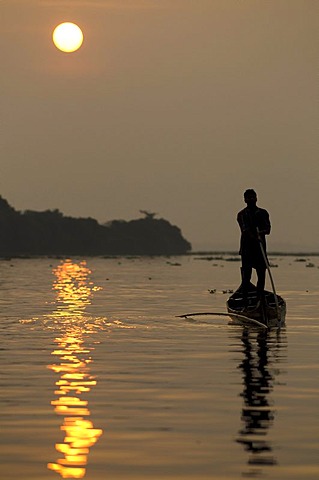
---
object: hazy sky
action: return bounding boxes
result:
[1,0,318,251]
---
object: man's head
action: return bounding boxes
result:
[244,189,257,207]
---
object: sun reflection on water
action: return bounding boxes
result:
[51,260,101,317]
[47,260,103,479]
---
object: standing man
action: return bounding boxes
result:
[237,189,271,300]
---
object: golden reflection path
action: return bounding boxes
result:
[47,260,103,479]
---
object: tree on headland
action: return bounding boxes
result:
[139,210,158,219]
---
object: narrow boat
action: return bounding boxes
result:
[227,283,286,328]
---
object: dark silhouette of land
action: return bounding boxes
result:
[0,196,191,257]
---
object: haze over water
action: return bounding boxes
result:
[1,255,318,479]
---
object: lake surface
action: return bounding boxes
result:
[1,255,318,480]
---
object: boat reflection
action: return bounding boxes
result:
[234,328,287,477]
[47,259,103,479]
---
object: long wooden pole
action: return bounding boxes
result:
[257,228,280,321]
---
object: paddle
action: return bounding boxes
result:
[257,227,280,322]
[176,312,267,329]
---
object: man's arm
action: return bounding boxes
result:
[258,210,271,236]
[237,210,250,233]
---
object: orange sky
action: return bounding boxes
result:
[1,0,318,251]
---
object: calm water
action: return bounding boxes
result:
[0,255,318,480]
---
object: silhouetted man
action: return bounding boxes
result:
[237,189,271,300]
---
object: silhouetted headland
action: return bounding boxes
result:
[0,197,191,257]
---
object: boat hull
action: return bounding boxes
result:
[227,283,286,328]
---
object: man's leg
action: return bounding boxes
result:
[241,260,252,304]
[256,267,266,297]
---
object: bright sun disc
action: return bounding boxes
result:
[53,22,84,53]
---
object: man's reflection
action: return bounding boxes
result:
[47,260,103,479]
[235,328,287,477]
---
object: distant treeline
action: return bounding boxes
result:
[0,196,191,257]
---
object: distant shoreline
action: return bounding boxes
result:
[191,251,319,257]
[1,251,318,260]
[0,196,191,256]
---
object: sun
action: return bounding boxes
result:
[53,22,84,53]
